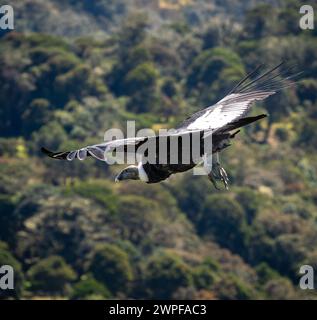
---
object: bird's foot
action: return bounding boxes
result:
[207,162,229,190]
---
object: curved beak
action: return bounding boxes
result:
[114,173,122,182]
[114,166,139,182]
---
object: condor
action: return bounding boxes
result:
[42,63,298,189]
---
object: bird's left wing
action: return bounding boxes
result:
[177,62,299,132]
[41,136,148,161]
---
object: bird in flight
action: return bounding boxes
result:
[42,62,297,189]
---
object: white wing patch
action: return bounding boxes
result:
[186,91,275,131]
[65,137,148,161]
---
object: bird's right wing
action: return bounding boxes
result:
[177,62,300,132]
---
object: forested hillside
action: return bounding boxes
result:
[1,0,317,299]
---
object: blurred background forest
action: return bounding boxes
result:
[0,0,317,300]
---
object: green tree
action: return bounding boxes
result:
[89,244,133,295]
[32,121,67,151]
[27,255,77,295]
[172,176,210,226]
[143,251,192,299]
[214,274,255,300]
[186,47,244,105]
[255,262,280,286]
[0,195,17,244]
[243,4,275,40]
[71,274,111,300]
[235,188,262,224]
[263,278,296,300]
[199,194,247,253]
[124,63,158,95]
[192,264,215,290]
[21,99,50,136]
[107,14,149,97]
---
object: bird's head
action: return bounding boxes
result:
[115,165,139,182]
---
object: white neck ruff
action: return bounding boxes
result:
[138,162,149,182]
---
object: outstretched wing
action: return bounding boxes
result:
[41,129,204,162]
[177,62,299,132]
[41,136,148,161]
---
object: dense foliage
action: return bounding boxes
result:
[0,0,316,299]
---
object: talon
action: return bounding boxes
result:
[208,172,221,190]
[205,152,229,190]
[220,167,229,181]
[212,167,220,179]
[222,176,229,190]
[219,167,229,190]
